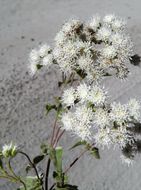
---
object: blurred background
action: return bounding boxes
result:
[0,0,141,189]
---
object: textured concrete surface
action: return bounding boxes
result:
[0,0,141,189]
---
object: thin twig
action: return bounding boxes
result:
[64,149,88,173]
[18,151,44,190]
[53,130,65,148]
[8,159,27,190]
[45,158,51,190]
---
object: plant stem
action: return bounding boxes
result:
[45,158,51,190]
[51,114,58,146]
[18,151,44,190]
[49,149,87,189]
[53,130,65,148]
[8,159,27,190]
[64,149,88,173]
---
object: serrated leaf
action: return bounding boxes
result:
[33,155,44,165]
[69,141,87,150]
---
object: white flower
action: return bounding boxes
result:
[103,14,116,24]
[93,108,110,127]
[61,112,74,131]
[28,62,38,76]
[54,31,67,46]
[77,83,89,102]
[110,102,128,124]
[77,55,93,70]
[96,27,111,41]
[39,44,51,57]
[111,18,126,30]
[75,105,93,125]
[95,128,112,147]
[110,127,130,147]
[2,143,17,158]
[127,99,140,120]
[101,46,117,59]
[62,19,82,34]
[120,155,134,166]
[111,33,124,47]
[29,49,40,63]
[74,123,92,140]
[42,54,53,67]
[62,87,76,107]
[88,85,106,105]
[89,15,101,31]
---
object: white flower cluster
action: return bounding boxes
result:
[52,15,133,80]
[29,44,54,75]
[61,83,140,148]
[28,14,140,164]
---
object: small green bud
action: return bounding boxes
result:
[2,143,17,158]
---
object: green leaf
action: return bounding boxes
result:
[55,147,63,174]
[36,64,43,70]
[90,147,100,159]
[75,69,87,79]
[40,144,48,155]
[46,104,57,115]
[69,141,87,150]
[25,165,32,173]
[18,176,42,190]
[0,158,3,169]
[33,155,44,165]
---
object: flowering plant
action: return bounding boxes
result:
[0,14,141,190]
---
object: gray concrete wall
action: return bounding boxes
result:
[0,0,141,189]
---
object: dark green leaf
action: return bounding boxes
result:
[40,144,48,155]
[69,141,87,150]
[46,104,57,115]
[25,165,32,173]
[90,147,100,159]
[33,155,44,165]
[36,64,43,70]
[0,158,3,169]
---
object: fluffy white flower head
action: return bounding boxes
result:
[61,112,74,131]
[96,27,111,41]
[39,44,51,57]
[93,108,110,127]
[127,98,140,120]
[101,46,117,59]
[103,14,116,24]
[42,54,53,67]
[62,87,76,107]
[77,83,89,102]
[88,85,106,105]
[110,102,128,123]
[89,15,101,31]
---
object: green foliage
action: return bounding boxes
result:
[46,104,57,115]
[69,141,87,150]
[17,176,42,190]
[36,64,43,70]
[40,143,48,155]
[33,155,44,165]
[0,157,3,169]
